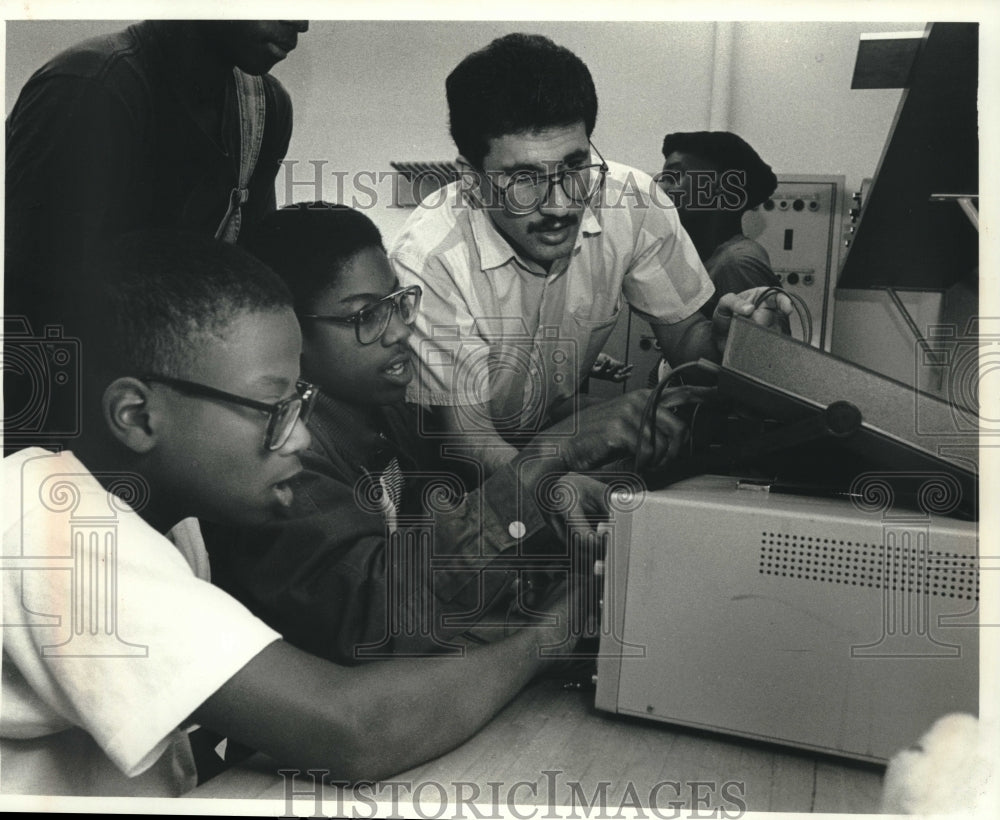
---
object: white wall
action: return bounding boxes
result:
[721,21,946,388]
[728,21,913,205]
[272,20,916,246]
[4,19,907,235]
[269,20,720,241]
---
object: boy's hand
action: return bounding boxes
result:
[712,286,793,354]
[532,470,611,534]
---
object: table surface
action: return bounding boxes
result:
[184,676,887,814]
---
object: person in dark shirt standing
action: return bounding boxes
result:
[4,20,307,450]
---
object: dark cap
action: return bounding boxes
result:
[661,131,778,209]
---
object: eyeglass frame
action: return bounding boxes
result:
[139,374,318,451]
[299,284,423,346]
[477,141,610,216]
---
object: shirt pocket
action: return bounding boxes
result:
[569,293,624,375]
[569,290,624,329]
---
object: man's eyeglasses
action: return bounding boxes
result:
[140,375,318,451]
[482,142,609,216]
[300,284,422,346]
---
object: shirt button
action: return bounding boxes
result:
[508,520,527,539]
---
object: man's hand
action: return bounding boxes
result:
[590,352,634,383]
[539,387,711,473]
[712,286,793,355]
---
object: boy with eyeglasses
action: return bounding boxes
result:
[203,202,687,665]
[5,21,308,453]
[0,230,592,796]
[390,33,791,477]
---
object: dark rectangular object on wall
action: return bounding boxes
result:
[838,23,978,290]
[851,31,922,89]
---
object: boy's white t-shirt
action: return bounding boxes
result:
[1,448,281,796]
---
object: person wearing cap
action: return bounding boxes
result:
[659,131,782,319]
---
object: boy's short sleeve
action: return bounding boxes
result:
[1,450,280,786]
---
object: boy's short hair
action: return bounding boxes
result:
[84,230,292,386]
[245,202,385,313]
[446,33,599,169]
[661,131,778,210]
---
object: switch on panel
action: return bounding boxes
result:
[743,176,844,349]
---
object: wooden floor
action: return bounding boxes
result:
[186,677,887,814]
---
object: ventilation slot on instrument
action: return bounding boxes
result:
[758,532,978,601]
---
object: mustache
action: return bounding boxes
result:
[528,215,579,234]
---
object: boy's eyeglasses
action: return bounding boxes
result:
[482,141,609,216]
[300,284,422,346]
[139,375,318,451]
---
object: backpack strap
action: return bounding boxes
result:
[214,68,266,242]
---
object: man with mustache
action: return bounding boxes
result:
[390,33,787,476]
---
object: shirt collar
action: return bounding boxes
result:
[310,392,398,471]
[468,196,604,275]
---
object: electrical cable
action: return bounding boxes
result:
[631,285,812,475]
[633,360,721,473]
[751,286,813,344]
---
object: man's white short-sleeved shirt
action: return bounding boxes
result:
[390,161,713,430]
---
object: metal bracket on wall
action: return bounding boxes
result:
[885,194,978,364]
[929,193,979,232]
[884,287,938,365]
